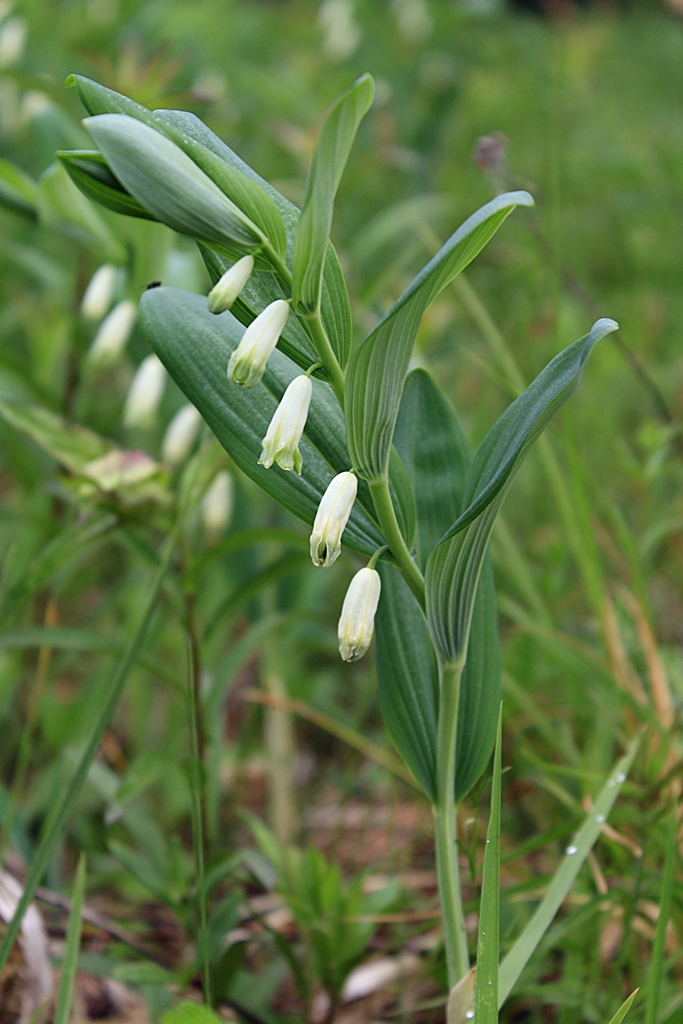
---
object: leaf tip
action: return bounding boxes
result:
[65,74,76,89]
[591,317,619,340]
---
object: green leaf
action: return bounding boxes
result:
[497,736,640,1007]
[54,854,86,1024]
[37,162,126,260]
[67,75,351,376]
[0,157,39,219]
[474,708,502,1024]
[645,799,677,1024]
[608,991,639,1024]
[346,191,534,482]
[57,149,157,221]
[140,287,384,556]
[160,1001,222,1024]
[293,74,373,323]
[426,318,618,665]
[0,399,110,472]
[84,114,263,254]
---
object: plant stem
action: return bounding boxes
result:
[434,660,469,989]
[303,312,346,407]
[368,478,425,608]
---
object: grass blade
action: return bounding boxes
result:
[0,525,179,977]
[498,735,641,1007]
[54,854,86,1024]
[475,706,503,1023]
[609,989,639,1024]
[645,799,678,1024]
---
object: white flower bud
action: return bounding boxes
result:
[123,354,166,428]
[162,404,202,465]
[202,470,234,534]
[310,471,357,567]
[227,299,289,389]
[208,255,254,314]
[338,567,381,663]
[87,300,136,367]
[258,374,312,475]
[0,17,27,69]
[81,264,117,321]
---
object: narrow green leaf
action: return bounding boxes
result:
[608,990,639,1024]
[346,191,534,482]
[54,854,86,1024]
[0,157,39,219]
[498,736,641,1007]
[37,162,126,260]
[645,799,678,1024]
[58,149,157,221]
[84,114,262,253]
[475,707,502,1024]
[140,287,383,556]
[0,399,110,473]
[293,74,373,321]
[426,318,618,665]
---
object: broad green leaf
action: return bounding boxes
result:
[608,990,639,1024]
[293,74,373,323]
[58,149,157,221]
[84,114,263,254]
[0,157,38,219]
[160,999,222,1023]
[426,318,618,665]
[346,190,534,482]
[67,75,351,374]
[54,855,86,1024]
[474,708,502,1024]
[140,287,383,555]
[498,736,640,1007]
[645,799,677,1024]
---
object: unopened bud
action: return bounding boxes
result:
[81,264,117,320]
[123,354,166,427]
[310,472,357,567]
[202,470,234,533]
[259,374,312,475]
[88,299,136,366]
[338,566,381,662]
[208,255,254,314]
[227,300,289,389]
[162,404,202,465]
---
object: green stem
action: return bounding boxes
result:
[368,478,425,608]
[303,312,346,408]
[0,522,180,978]
[434,660,469,989]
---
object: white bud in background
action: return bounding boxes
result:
[202,470,234,534]
[208,255,254,314]
[87,299,136,367]
[123,354,166,428]
[318,0,361,61]
[162,404,202,465]
[338,566,381,662]
[81,264,117,321]
[227,299,289,389]
[258,374,312,475]
[0,17,27,69]
[310,472,357,567]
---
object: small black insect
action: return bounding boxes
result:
[145,280,162,290]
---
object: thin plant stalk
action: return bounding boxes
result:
[0,523,180,978]
[369,478,425,607]
[434,660,469,988]
[186,636,212,1006]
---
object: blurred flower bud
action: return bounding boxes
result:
[81,264,117,321]
[259,374,312,475]
[227,299,289,389]
[310,471,357,567]
[162,404,202,465]
[202,470,234,534]
[319,0,361,62]
[0,17,26,69]
[338,566,381,662]
[123,354,166,428]
[87,299,136,367]
[208,255,254,314]
[82,448,158,491]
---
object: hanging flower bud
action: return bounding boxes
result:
[310,472,357,567]
[338,567,381,662]
[208,255,254,314]
[81,264,117,320]
[258,375,312,474]
[162,404,202,465]
[227,299,289,388]
[202,470,234,534]
[123,354,166,428]
[87,300,136,367]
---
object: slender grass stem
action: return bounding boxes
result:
[434,660,469,989]
[0,523,180,978]
[368,478,425,608]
